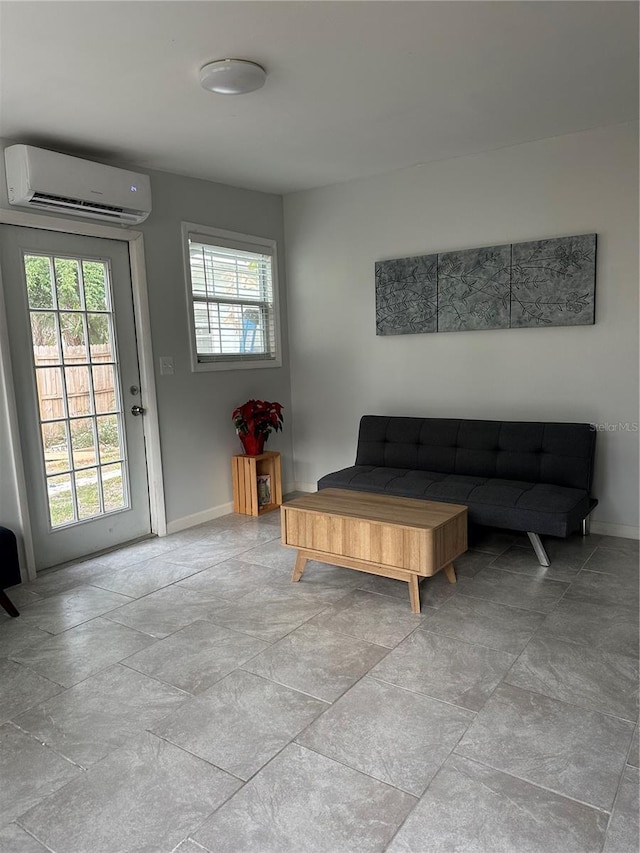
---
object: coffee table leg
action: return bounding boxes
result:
[408,575,421,613]
[444,563,457,584]
[291,552,308,583]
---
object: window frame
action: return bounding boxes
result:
[181,222,282,372]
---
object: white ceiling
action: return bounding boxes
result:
[0,1,637,194]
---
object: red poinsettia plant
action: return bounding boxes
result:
[232,399,283,455]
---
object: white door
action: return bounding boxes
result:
[0,226,151,569]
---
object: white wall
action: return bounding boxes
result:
[0,141,293,548]
[284,122,639,535]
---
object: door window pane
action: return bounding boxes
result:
[70,418,97,469]
[82,261,108,311]
[60,313,88,363]
[47,473,75,526]
[76,468,101,519]
[55,258,82,309]
[25,255,54,309]
[87,313,113,361]
[42,421,70,475]
[102,463,126,512]
[24,251,130,528]
[93,364,117,413]
[31,312,58,350]
[65,366,93,416]
[35,367,65,421]
[97,414,122,464]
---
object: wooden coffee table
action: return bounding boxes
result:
[281,488,467,613]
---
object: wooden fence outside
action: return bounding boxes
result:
[34,345,117,432]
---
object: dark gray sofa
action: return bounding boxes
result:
[317,416,597,566]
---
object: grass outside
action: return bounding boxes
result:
[49,474,125,526]
[45,447,120,474]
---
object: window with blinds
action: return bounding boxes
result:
[183,224,281,371]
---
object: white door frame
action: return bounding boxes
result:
[0,209,166,581]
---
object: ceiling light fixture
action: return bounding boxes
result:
[199,59,267,95]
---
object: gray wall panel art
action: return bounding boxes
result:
[375,234,596,335]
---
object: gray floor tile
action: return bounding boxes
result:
[242,622,388,702]
[152,669,327,780]
[457,566,569,612]
[421,594,545,653]
[456,683,634,810]
[565,569,639,608]
[13,562,109,599]
[298,677,474,796]
[203,584,331,643]
[491,544,589,582]
[1,586,41,608]
[13,663,187,768]
[240,538,298,572]
[0,620,50,658]
[506,633,639,721]
[540,598,639,660]
[0,723,81,828]
[77,535,182,569]
[176,558,280,601]
[104,585,227,638]
[583,547,640,581]
[16,585,132,634]
[272,560,373,592]
[11,617,156,688]
[86,556,206,598]
[387,753,608,853]
[448,548,495,578]
[603,765,639,853]
[258,570,358,606]
[192,743,416,853]
[597,535,640,556]
[629,725,639,768]
[18,732,240,853]
[308,589,423,648]
[123,620,269,693]
[0,659,62,723]
[161,536,252,570]
[215,523,282,547]
[172,841,209,853]
[370,629,516,711]
[0,823,51,852]
[356,570,456,609]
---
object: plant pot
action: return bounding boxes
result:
[239,433,265,456]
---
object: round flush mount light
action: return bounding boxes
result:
[199,59,267,95]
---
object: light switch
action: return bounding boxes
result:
[159,356,174,375]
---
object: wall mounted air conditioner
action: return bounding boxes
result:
[4,144,152,225]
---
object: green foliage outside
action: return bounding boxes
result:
[25,255,111,347]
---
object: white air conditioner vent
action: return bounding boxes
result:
[4,145,152,224]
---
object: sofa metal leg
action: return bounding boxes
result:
[581,516,591,537]
[527,532,550,567]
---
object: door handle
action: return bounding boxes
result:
[131,405,145,417]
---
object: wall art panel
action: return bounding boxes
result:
[375,233,596,335]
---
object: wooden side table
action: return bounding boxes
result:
[232,450,282,516]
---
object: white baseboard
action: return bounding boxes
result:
[165,483,298,535]
[165,502,234,535]
[293,482,317,494]
[591,520,639,540]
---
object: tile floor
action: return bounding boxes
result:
[1,505,638,853]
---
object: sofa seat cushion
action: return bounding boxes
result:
[317,466,590,537]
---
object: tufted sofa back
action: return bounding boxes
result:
[355,416,596,492]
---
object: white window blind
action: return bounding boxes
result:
[185,229,279,368]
